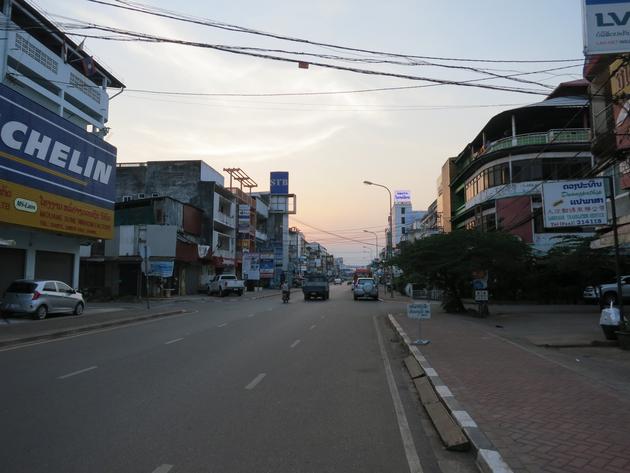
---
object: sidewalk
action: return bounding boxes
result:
[390,298,630,473]
[0,289,282,348]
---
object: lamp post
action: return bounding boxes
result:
[364,180,394,298]
[363,230,379,260]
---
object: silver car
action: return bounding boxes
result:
[353,278,379,301]
[1,280,85,320]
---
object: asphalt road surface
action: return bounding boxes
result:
[0,285,477,473]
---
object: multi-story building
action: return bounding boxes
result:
[81,196,205,297]
[0,0,123,293]
[114,160,237,290]
[288,227,306,277]
[408,200,442,242]
[584,55,630,249]
[448,80,594,252]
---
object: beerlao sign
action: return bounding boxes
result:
[0,84,116,239]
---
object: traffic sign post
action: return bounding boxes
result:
[407,303,431,345]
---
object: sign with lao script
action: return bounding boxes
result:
[542,179,608,228]
[407,303,431,320]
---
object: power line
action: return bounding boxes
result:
[83,0,584,64]
[291,217,379,247]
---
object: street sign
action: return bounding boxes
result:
[475,290,489,302]
[407,303,431,320]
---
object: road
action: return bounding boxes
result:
[0,285,476,473]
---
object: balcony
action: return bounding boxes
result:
[214,211,235,228]
[3,26,110,129]
[213,230,235,259]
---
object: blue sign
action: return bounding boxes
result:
[270,171,289,195]
[0,84,117,209]
[149,260,174,277]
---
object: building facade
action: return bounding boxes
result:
[448,80,594,252]
[0,0,123,293]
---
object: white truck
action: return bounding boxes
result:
[207,274,245,297]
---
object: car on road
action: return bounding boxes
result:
[0,279,85,320]
[333,278,342,285]
[353,277,379,301]
[207,274,245,297]
[302,273,330,300]
[598,275,630,306]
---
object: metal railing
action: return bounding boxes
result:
[412,289,443,301]
[481,128,590,157]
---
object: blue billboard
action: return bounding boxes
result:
[0,84,117,238]
[270,171,289,195]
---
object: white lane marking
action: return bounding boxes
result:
[217,323,228,327]
[0,310,199,353]
[266,308,273,312]
[165,337,184,345]
[309,324,317,330]
[290,339,301,348]
[247,313,255,318]
[245,373,266,390]
[151,465,174,473]
[373,316,424,473]
[58,365,98,380]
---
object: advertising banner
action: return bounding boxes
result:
[148,260,174,278]
[243,252,260,281]
[407,303,431,320]
[0,84,117,239]
[270,171,289,194]
[259,253,275,278]
[542,179,608,228]
[238,204,250,233]
[394,190,412,203]
[583,0,630,55]
[610,58,630,151]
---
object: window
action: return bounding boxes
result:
[57,282,72,292]
[401,217,406,224]
[43,282,57,292]
[122,195,132,202]
[401,208,406,214]
[402,227,406,234]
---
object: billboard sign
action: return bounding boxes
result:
[238,204,250,233]
[394,190,411,203]
[259,253,275,278]
[243,252,260,280]
[270,171,289,194]
[542,179,608,228]
[583,0,630,55]
[0,84,116,239]
[148,260,174,278]
[610,58,630,151]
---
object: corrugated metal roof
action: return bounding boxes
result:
[522,96,588,109]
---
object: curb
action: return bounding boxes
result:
[387,314,513,473]
[0,309,189,349]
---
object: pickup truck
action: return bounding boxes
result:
[599,275,630,306]
[207,274,245,297]
[302,274,330,301]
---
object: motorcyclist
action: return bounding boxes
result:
[281,281,290,302]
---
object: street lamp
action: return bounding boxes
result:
[363,229,379,259]
[363,180,394,298]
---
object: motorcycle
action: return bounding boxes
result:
[282,290,290,303]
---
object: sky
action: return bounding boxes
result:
[33,0,587,265]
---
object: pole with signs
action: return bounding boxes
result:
[607,176,625,323]
[144,244,150,310]
[407,302,431,345]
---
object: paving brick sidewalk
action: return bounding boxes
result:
[392,302,630,473]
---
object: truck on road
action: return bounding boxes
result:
[207,274,245,297]
[302,273,330,301]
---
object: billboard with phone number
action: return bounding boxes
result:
[0,84,117,239]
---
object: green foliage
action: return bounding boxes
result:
[394,230,531,312]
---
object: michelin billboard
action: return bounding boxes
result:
[0,84,116,239]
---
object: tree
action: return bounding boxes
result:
[394,230,532,312]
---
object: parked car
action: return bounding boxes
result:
[302,273,330,301]
[598,275,630,306]
[0,279,85,320]
[353,277,379,301]
[582,285,600,304]
[207,274,245,297]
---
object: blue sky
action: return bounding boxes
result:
[35,0,587,264]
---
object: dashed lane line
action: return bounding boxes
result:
[151,465,173,473]
[165,338,184,345]
[245,373,266,390]
[58,365,98,380]
[309,324,317,330]
[290,339,301,348]
[217,323,228,328]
